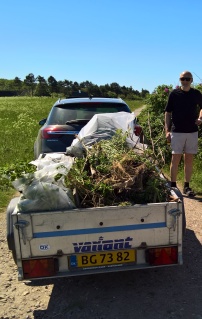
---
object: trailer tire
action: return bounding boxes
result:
[6,196,20,264]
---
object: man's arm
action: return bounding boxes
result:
[195,91,202,125]
[199,108,202,119]
[165,112,172,142]
[195,108,202,125]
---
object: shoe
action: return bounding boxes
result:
[183,187,196,197]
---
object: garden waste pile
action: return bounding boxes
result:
[12,112,172,212]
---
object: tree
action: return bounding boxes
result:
[59,79,73,96]
[0,74,151,99]
[88,84,101,96]
[48,76,58,93]
[107,91,117,98]
[35,76,50,96]
[72,81,79,91]
[24,73,36,96]
[13,77,22,91]
[80,81,93,88]
[99,85,108,97]
[141,89,150,98]
[0,79,10,90]
[133,89,141,97]
[110,82,122,95]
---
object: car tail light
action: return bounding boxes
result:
[134,124,142,136]
[22,258,59,279]
[41,127,64,139]
[146,246,178,266]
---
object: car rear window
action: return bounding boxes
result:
[47,102,131,125]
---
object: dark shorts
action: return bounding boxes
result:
[170,132,198,154]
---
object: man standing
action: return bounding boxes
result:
[165,70,202,197]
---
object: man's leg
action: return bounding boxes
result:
[184,153,194,182]
[170,153,182,184]
[183,153,195,196]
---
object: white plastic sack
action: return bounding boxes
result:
[13,153,76,211]
[66,112,146,156]
[12,154,74,192]
[17,181,76,212]
[30,154,74,183]
[30,153,72,170]
[73,111,135,143]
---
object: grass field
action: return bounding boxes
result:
[0,97,144,212]
[0,97,57,211]
[0,97,57,166]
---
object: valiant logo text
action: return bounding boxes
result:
[72,236,133,253]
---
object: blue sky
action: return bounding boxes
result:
[1,0,202,93]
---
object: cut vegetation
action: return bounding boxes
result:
[64,130,170,207]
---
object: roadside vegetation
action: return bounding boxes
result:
[138,84,202,194]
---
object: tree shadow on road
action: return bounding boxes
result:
[32,228,202,319]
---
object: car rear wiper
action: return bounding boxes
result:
[65,119,89,124]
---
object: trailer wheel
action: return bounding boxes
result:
[6,196,20,264]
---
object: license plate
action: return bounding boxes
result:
[70,249,136,268]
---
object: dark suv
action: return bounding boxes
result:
[34,96,137,159]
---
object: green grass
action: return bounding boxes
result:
[0,97,58,212]
[125,99,146,111]
[0,96,58,166]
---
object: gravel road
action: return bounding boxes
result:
[0,192,202,319]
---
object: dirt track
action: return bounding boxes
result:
[0,192,202,319]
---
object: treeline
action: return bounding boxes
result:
[0,73,149,99]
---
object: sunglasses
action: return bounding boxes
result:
[180,77,192,81]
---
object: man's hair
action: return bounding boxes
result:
[180,70,193,78]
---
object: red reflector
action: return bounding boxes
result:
[146,246,178,266]
[134,125,142,136]
[22,258,58,279]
